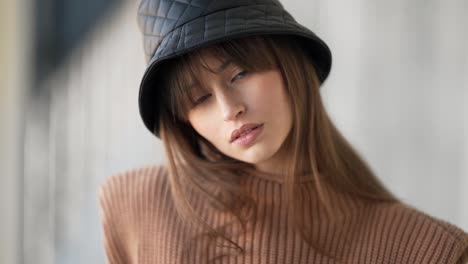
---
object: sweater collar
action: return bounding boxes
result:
[243,167,315,184]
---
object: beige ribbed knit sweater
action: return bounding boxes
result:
[98,165,468,263]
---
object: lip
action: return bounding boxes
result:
[230,123,263,143]
[232,124,264,147]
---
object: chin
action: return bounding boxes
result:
[237,148,275,164]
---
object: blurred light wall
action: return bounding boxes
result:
[0,0,31,263]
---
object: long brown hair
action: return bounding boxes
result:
[156,35,400,262]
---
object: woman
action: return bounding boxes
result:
[98,0,468,263]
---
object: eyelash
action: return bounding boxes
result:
[232,70,247,82]
[192,70,248,106]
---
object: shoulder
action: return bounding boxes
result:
[99,164,169,202]
[98,164,171,223]
[367,201,468,263]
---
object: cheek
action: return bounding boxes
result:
[256,73,291,119]
[188,112,220,144]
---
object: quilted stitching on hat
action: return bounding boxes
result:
[156,4,296,56]
[138,0,283,61]
[139,0,214,60]
[173,0,204,9]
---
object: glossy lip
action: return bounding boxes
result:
[232,124,264,146]
[230,123,263,143]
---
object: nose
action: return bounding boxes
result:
[218,91,245,121]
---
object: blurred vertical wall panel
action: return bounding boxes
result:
[22,1,164,263]
[0,0,32,263]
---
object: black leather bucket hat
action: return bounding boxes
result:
[137,0,332,138]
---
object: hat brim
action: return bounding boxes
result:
[139,4,332,138]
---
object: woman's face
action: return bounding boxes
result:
[187,52,293,174]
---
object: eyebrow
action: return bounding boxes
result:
[214,59,233,73]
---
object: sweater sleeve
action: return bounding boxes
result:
[98,173,133,264]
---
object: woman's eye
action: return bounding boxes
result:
[192,71,247,107]
[194,94,210,105]
[231,71,248,83]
